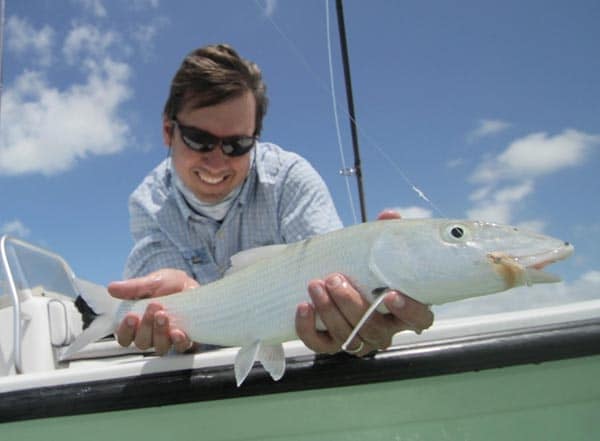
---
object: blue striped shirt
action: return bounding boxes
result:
[124,142,343,283]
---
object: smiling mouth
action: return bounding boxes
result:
[194,170,228,185]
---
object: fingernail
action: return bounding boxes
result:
[126,316,136,327]
[156,315,166,326]
[172,334,183,344]
[297,303,310,318]
[327,275,344,288]
[309,283,326,300]
[392,293,406,309]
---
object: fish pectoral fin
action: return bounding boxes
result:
[257,343,286,382]
[234,340,261,387]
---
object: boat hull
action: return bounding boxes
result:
[1,317,599,440]
[1,355,599,440]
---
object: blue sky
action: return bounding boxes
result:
[1,0,599,315]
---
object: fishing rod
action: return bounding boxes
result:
[0,0,5,124]
[335,0,367,223]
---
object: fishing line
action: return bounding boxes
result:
[355,129,446,217]
[254,0,445,219]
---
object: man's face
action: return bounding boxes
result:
[164,91,256,204]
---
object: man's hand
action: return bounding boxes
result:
[295,210,435,356]
[108,269,199,355]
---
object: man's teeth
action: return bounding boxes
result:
[196,172,226,184]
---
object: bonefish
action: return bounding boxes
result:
[64,219,573,385]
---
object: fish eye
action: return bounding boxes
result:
[442,224,470,243]
[450,226,464,239]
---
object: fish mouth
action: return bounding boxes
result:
[502,242,575,285]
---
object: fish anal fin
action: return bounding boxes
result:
[234,341,286,386]
[257,343,286,382]
[234,341,261,387]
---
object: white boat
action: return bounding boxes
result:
[1,234,599,440]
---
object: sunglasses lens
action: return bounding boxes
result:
[236,137,256,149]
[182,136,211,152]
[175,121,255,156]
[222,137,255,156]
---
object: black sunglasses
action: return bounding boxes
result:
[171,119,256,157]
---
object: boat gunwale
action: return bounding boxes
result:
[1,316,599,423]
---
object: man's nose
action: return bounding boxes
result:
[199,144,228,167]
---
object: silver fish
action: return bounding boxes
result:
[64,219,574,385]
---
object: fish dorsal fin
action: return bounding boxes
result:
[226,244,288,275]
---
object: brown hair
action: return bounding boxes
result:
[163,44,268,136]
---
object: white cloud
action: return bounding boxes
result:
[257,0,277,17]
[131,0,160,9]
[466,129,599,226]
[467,181,534,224]
[467,202,512,224]
[6,16,55,66]
[494,181,534,203]
[131,17,170,59]
[72,0,108,17]
[446,158,464,168]
[467,119,511,142]
[0,23,133,176]
[472,129,599,183]
[390,206,433,219]
[0,220,30,238]
[0,62,131,175]
[63,24,121,64]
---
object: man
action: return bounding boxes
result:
[108,44,433,357]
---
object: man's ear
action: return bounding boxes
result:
[162,118,174,147]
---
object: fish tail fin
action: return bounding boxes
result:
[60,279,121,361]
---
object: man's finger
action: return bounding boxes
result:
[376,210,401,220]
[153,310,172,355]
[322,274,393,350]
[295,301,338,354]
[308,277,355,346]
[116,313,139,347]
[108,274,160,300]
[170,329,193,353]
[135,303,162,350]
[383,291,434,333]
[108,269,200,300]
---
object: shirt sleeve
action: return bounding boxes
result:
[123,197,193,279]
[278,157,344,242]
